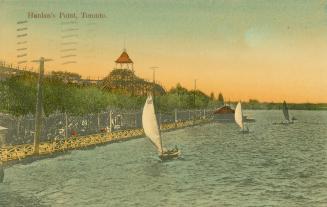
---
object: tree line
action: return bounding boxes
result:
[1,71,325,117]
[0,72,224,117]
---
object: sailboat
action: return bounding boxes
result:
[142,95,181,160]
[282,101,295,124]
[234,102,249,133]
[282,101,290,122]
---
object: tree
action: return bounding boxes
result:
[4,73,37,116]
[169,83,188,94]
[43,76,74,115]
[218,93,224,106]
[210,92,215,100]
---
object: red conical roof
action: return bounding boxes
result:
[115,50,133,64]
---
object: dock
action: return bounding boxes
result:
[0,119,210,163]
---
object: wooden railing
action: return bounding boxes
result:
[0,119,210,163]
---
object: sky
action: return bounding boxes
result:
[0,0,327,103]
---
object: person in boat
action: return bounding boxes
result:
[164,146,179,154]
[173,145,179,153]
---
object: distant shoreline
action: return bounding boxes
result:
[242,108,327,111]
[240,102,327,111]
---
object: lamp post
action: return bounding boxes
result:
[149,66,159,95]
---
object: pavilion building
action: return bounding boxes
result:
[115,49,134,72]
[101,49,165,96]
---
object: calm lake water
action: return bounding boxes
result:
[1,110,327,207]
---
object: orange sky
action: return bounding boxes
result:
[1,0,327,103]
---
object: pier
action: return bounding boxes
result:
[0,119,210,163]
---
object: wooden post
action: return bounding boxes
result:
[204,109,206,119]
[32,57,52,155]
[97,113,100,132]
[109,110,112,133]
[121,114,123,129]
[33,59,44,155]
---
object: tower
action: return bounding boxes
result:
[114,49,134,71]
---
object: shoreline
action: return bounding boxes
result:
[1,119,212,167]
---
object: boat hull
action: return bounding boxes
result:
[213,114,235,122]
[214,114,255,123]
[159,150,181,161]
[244,118,256,123]
[240,128,250,134]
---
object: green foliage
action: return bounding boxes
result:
[2,73,37,116]
[0,73,149,116]
[1,74,326,117]
[193,90,210,109]
[169,83,188,94]
[67,87,107,115]
[43,76,72,115]
[157,84,211,112]
[106,93,145,110]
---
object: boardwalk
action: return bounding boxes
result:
[0,119,210,163]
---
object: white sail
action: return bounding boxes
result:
[142,95,163,154]
[234,102,244,129]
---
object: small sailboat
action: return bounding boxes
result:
[282,101,295,124]
[142,95,181,160]
[235,102,249,133]
[282,101,290,122]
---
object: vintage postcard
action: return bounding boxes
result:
[0,0,326,206]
